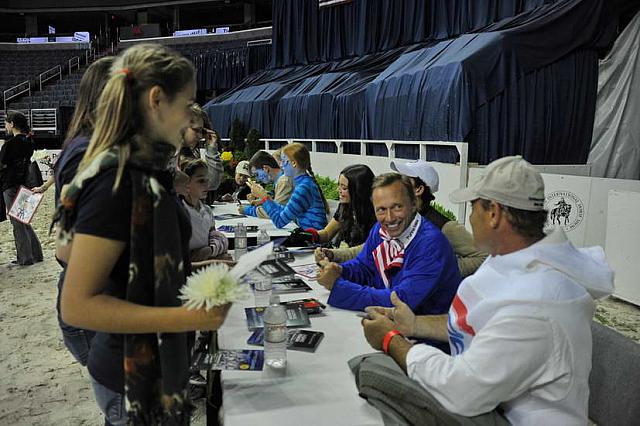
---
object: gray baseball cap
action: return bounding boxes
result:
[449,155,545,211]
[236,160,252,177]
[390,160,440,192]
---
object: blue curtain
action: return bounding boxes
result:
[205,0,621,164]
[186,44,271,91]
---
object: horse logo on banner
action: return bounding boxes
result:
[545,190,584,233]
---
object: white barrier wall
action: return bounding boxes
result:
[605,190,640,305]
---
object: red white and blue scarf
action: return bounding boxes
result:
[372,213,422,287]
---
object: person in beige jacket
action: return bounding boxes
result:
[317,161,487,278]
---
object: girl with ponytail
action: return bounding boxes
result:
[53,44,230,424]
[247,142,329,230]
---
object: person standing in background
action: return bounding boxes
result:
[0,111,43,266]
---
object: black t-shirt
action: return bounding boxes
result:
[217,178,250,201]
[0,134,34,191]
[74,167,191,393]
[54,135,90,206]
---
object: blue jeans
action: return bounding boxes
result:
[56,269,95,365]
[90,375,127,426]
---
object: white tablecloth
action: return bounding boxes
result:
[218,252,384,426]
[210,202,295,239]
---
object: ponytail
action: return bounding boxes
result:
[308,166,330,215]
[80,71,135,190]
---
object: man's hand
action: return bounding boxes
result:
[317,260,342,291]
[361,310,396,351]
[365,291,416,337]
[221,193,234,202]
[31,185,47,193]
[314,247,335,264]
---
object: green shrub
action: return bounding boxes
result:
[431,201,457,221]
[229,118,247,152]
[245,128,262,158]
[315,175,339,200]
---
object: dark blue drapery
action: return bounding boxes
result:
[205,0,620,164]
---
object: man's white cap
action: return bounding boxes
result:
[450,155,545,211]
[390,160,439,192]
[236,160,252,177]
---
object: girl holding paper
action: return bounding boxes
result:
[1,111,43,266]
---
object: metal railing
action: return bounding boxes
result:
[69,56,80,74]
[3,81,31,110]
[30,108,57,133]
[39,65,62,91]
[86,48,95,64]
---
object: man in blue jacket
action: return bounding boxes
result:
[317,173,461,319]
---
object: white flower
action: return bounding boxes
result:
[179,263,248,311]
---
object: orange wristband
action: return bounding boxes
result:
[382,330,402,354]
[260,196,269,204]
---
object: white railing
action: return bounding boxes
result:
[86,48,95,64]
[39,65,62,91]
[3,80,31,110]
[30,108,57,132]
[69,56,80,73]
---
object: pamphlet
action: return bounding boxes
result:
[271,277,312,294]
[245,305,311,330]
[256,258,296,278]
[213,213,246,220]
[282,298,326,315]
[247,329,324,352]
[292,263,319,280]
[192,349,264,371]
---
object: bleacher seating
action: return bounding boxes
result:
[0,49,83,104]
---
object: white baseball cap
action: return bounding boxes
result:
[236,160,252,177]
[390,160,439,192]
[449,155,545,211]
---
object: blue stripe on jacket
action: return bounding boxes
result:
[328,218,461,316]
[262,174,327,229]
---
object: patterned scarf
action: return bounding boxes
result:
[53,142,193,425]
[372,213,422,288]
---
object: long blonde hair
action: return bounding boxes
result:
[282,143,330,214]
[79,43,195,188]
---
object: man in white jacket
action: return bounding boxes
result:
[361,155,614,425]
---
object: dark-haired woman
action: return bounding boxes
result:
[312,164,375,249]
[0,111,43,266]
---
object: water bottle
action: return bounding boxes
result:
[256,226,270,246]
[234,222,248,260]
[253,273,272,307]
[263,295,287,369]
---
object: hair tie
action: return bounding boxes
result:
[119,68,132,81]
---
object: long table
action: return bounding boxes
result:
[216,228,384,425]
